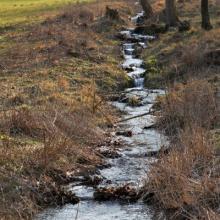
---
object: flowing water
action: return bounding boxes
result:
[37,10,167,220]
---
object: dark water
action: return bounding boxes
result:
[36,10,167,220]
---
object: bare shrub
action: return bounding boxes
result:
[157,80,217,135]
[146,127,220,219]
[4,104,100,143]
[148,80,219,218]
[8,108,49,138]
[62,6,95,24]
[181,42,206,68]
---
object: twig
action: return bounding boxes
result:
[75,203,80,220]
[117,110,155,123]
[52,110,58,126]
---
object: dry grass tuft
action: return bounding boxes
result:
[146,79,220,219]
[147,127,220,219]
[0,104,103,219]
[157,80,217,136]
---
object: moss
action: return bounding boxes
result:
[212,129,220,150]
[144,55,164,88]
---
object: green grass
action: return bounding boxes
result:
[0,0,90,27]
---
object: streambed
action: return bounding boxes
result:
[37,8,167,220]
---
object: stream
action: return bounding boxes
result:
[37,9,167,220]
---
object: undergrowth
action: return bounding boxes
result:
[146,80,220,219]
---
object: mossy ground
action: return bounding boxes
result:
[143,0,220,89]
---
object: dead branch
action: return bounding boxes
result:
[117,110,155,123]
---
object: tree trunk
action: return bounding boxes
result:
[201,0,212,30]
[165,0,179,26]
[139,0,153,18]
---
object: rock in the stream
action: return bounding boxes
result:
[144,150,159,157]
[108,94,121,102]
[57,189,80,205]
[87,174,104,186]
[142,192,155,205]
[116,31,140,43]
[128,95,143,107]
[116,130,133,137]
[136,16,145,26]
[98,147,121,158]
[143,124,156,130]
[134,24,167,35]
[134,44,144,57]
[145,147,170,157]
[120,96,129,103]
[94,184,140,202]
[96,163,112,170]
[35,182,80,206]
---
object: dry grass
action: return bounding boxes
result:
[156,80,217,136]
[0,103,104,219]
[147,127,220,219]
[141,1,220,219]
[0,0,135,74]
[146,80,220,219]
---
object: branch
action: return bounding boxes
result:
[116,110,155,123]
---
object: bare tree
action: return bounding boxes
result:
[165,0,179,26]
[201,0,212,30]
[139,0,153,18]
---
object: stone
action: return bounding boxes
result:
[94,184,140,202]
[98,148,121,159]
[205,49,220,65]
[116,130,133,137]
[87,175,103,185]
[35,181,79,206]
[128,96,142,107]
[143,192,155,204]
[178,20,191,32]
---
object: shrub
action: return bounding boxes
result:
[146,127,220,219]
[156,80,217,136]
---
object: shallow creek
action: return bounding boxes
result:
[37,10,167,220]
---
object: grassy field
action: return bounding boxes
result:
[0,0,90,27]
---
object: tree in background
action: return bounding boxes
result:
[201,0,212,30]
[139,0,153,18]
[165,0,179,26]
